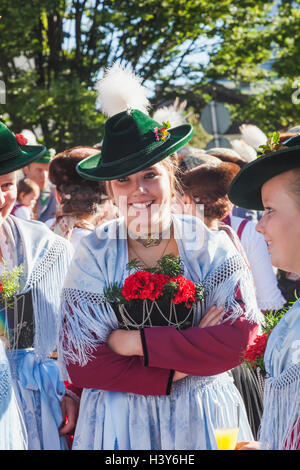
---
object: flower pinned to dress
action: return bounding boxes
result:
[242,304,292,373]
[15,133,28,146]
[154,121,171,142]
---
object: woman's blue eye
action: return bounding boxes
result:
[145,172,156,178]
[265,207,273,214]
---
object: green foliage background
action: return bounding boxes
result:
[0,0,299,151]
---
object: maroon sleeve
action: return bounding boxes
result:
[142,315,258,376]
[66,342,174,396]
[142,283,259,376]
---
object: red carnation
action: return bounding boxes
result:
[122,271,170,302]
[171,275,196,307]
[0,282,3,293]
[243,332,269,369]
[15,133,28,146]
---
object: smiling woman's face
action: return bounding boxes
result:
[0,172,17,225]
[109,162,173,235]
[256,170,300,275]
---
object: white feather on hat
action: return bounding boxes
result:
[239,124,267,150]
[230,139,257,162]
[153,97,188,127]
[21,129,38,145]
[96,63,150,117]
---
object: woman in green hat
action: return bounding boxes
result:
[229,134,300,450]
[59,65,261,450]
[0,123,76,449]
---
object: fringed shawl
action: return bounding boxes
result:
[259,299,300,450]
[59,214,262,369]
[2,216,73,357]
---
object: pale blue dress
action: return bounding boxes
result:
[60,214,262,450]
[259,299,300,449]
[0,216,72,450]
[0,340,27,450]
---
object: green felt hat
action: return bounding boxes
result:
[0,122,46,175]
[76,109,193,181]
[228,134,300,210]
[33,147,52,164]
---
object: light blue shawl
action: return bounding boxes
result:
[259,299,300,450]
[1,215,73,450]
[60,213,262,367]
[59,214,262,450]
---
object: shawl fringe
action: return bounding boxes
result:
[203,254,263,326]
[60,254,261,368]
[258,363,300,450]
[59,289,118,368]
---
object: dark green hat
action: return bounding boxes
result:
[0,122,46,175]
[76,109,193,181]
[228,134,300,210]
[33,147,52,164]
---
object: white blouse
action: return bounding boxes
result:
[229,215,286,310]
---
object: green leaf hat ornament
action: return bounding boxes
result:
[76,64,193,181]
[0,123,46,175]
[229,133,300,210]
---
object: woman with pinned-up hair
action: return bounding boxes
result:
[48,146,117,248]
[181,159,286,314]
[58,65,261,450]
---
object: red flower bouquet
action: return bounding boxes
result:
[243,306,290,374]
[243,332,269,372]
[104,255,205,330]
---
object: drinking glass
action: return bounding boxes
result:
[213,403,240,450]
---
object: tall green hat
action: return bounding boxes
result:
[76,109,193,181]
[0,122,46,175]
[228,134,300,210]
[76,64,193,181]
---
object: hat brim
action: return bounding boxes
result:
[228,145,300,210]
[0,145,46,175]
[76,124,193,181]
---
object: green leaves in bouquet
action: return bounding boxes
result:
[126,254,184,277]
[195,283,206,302]
[0,264,24,306]
[262,296,297,334]
[103,282,124,304]
[155,254,184,277]
[162,281,179,300]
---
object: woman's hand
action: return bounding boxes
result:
[173,371,188,381]
[235,441,261,450]
[199,305,224,328]
[107,329,143,356]
[59,395,80,436]
[108,305,225,357]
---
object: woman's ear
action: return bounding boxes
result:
[18,191,25,203]
[183,193,193,205]
[182,193,196,216]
